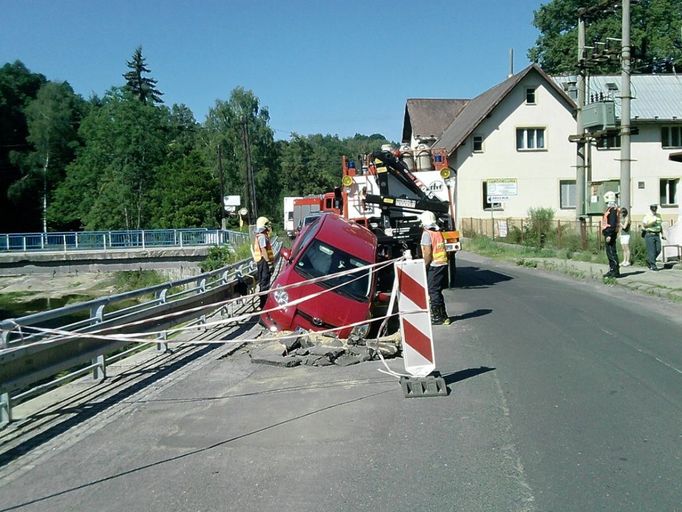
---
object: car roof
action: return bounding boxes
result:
[313,213,377,262]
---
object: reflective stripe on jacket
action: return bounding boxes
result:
[252,233,274,262]
[425,229,448,265]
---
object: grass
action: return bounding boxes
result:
[464,234,682,302]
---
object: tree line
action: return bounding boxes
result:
[0,47,391,233]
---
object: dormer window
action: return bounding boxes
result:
[526,88,536,104]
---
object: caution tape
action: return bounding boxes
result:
[4,257,405,351]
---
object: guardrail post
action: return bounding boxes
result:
[156,331,168,353]
[91,304,105,325]
[0,392,11,426]
[103,233,107,251]
[155,288,169,351]
[4,234,8,251]
[179,231,184,248]
[141,230,146,249]
[92,354,106,381]
[23,236,27,252]
[1,325,9,350]
[63,234,67,252]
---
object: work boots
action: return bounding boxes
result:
[431,305,452,326]
[440,305,452,326]
[430,305,444,325]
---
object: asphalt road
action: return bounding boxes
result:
[0,252,680,512]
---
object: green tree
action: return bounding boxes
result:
[149,149,221,228]
[8,81,84,231]
[204,87,279,224]
[52,89,170,230]
[278,132,393,199]
[529,0,682,74]
[123,46,163,105]
[0,61,46,231]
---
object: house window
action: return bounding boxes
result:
[526,88,536,104]
[596,133,621,149]
[482,182,503,211]
[661,126,682,148]
[516,128,545,150]
[560,180,576,209]
[660,178,679,206]
[473,135,483,152]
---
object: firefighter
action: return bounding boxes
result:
[601,191,621,278]
[252,216,274,309]
[419,211,451,325]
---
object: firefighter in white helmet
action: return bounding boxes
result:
[252,216,274,309]
[419,210,451,325]
[601,191,621,278]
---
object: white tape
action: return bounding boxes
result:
[5,257,406,352]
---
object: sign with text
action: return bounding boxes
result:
[487,195,509,202]
[487,178,518,197]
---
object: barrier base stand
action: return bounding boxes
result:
[400,371,448,398]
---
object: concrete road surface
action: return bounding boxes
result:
[0,252,680,512]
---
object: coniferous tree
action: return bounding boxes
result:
[123,46,163,105]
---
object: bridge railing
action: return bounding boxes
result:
[0,238,281,426]
[0,228,250,253]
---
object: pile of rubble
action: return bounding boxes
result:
[249,329,402,368]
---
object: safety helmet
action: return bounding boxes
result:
[256,216,271,229]
[603,191,616,203]
[419,211,437,227]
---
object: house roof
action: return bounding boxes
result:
[433,64,576,155]
[402,99,469,143]
[670,151,682,162]
[553,74,682,121]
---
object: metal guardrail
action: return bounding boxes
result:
[0,238,281,426]
[0,228,250,253]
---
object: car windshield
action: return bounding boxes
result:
[294,239,371,302]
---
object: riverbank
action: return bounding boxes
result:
[0,269,176,320]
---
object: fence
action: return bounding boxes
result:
[0,228,250,253]
[0,239,280,425]
[460,217,650,253]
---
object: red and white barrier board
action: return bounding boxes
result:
[395,259,435,377]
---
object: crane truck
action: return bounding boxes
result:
[283,147,460,285]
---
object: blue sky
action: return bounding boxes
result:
[1,0,545,141]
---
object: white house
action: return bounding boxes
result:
[402,64,682,224]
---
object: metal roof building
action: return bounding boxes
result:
[553,74,682,121]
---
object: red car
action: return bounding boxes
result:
[261,213,377,338]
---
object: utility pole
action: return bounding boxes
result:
[620,0,632,212]
[42,152,49,234]
[576,14,587,220]
[217,143,226,230]
[241,117,258,225]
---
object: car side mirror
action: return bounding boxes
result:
[280,247,292,262]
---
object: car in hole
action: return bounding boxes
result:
[260,212,377,339]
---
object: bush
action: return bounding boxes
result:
[200,241,254,272]
[525,207,555,248]
[113,270,165,291]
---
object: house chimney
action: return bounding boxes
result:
[508,48,514,78]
